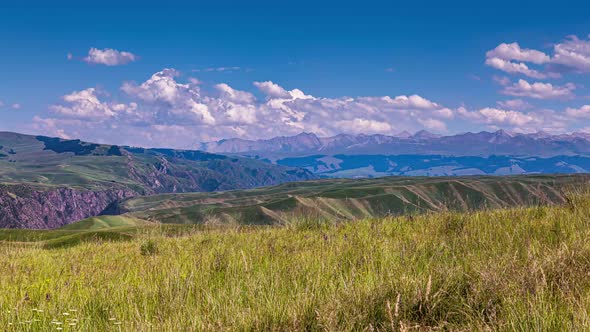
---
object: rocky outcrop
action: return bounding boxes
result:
[0,184,136,229]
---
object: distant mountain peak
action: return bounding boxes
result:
[494,129,513,137]
[395,130,412,139]
[201,130,590,157]
[412,130,440,139]
[293,132,319,139]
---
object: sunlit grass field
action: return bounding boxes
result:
[2,194,590,330]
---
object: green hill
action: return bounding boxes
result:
[118,174,590,225]
[0,132,314,228]
[60,215,151,230]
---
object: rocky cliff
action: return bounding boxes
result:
[0,184,137,229]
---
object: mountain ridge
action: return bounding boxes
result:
[200,130,590,157]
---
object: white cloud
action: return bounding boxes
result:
[32,68,589,147]
[456,106,569,133]
[83,48,137,66]
[486,42,550,64]
[215,83,256,104]
[565,105,590,118]
[254,81,291,99]
[193,66,241,72]
[417,118,448,132]
[492,75,511,86]
[478,107,536,127]
[497,99,532,110]
[51,88,118,120]
[335,118,392,134]
[377,94,440,110]
[551,35,590,73]
[485,57,547,79]
[486,36,590,78]
[121,69,183,103]
[0,101,22,110]
[502,79,575,99]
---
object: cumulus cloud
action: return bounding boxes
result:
[551,35,590,73]
[456,106,568,133]
[502,79,576,100]
[254,81,291,99]
[485,42,552,79]
[477,107,537,127]
[215,83,256,104]
[51,88,116,119]
[485,57,547,79]
[486,36,590,79]
[565,105,590,118]
[417,118,447,132]
[83,48,137,66]
[486,42,550,64]
[335,118,392,134]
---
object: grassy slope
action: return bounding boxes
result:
[1,194,590,330]
[121,174,590,225]
[59,216,150,230]
[0,132,313,194]
[0,132,138,190]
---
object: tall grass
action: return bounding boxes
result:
[2,193,590,330]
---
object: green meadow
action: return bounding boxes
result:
[2,193,590,331]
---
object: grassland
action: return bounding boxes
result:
[2,192,590,330]
[120,174,590,225]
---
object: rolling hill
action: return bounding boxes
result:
[114,174,590,225]
[0,132,314,229]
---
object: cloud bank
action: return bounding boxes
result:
[29,68,589,148]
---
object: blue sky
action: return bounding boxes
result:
[1,0,590,147]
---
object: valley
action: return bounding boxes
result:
[0,132,314,228]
